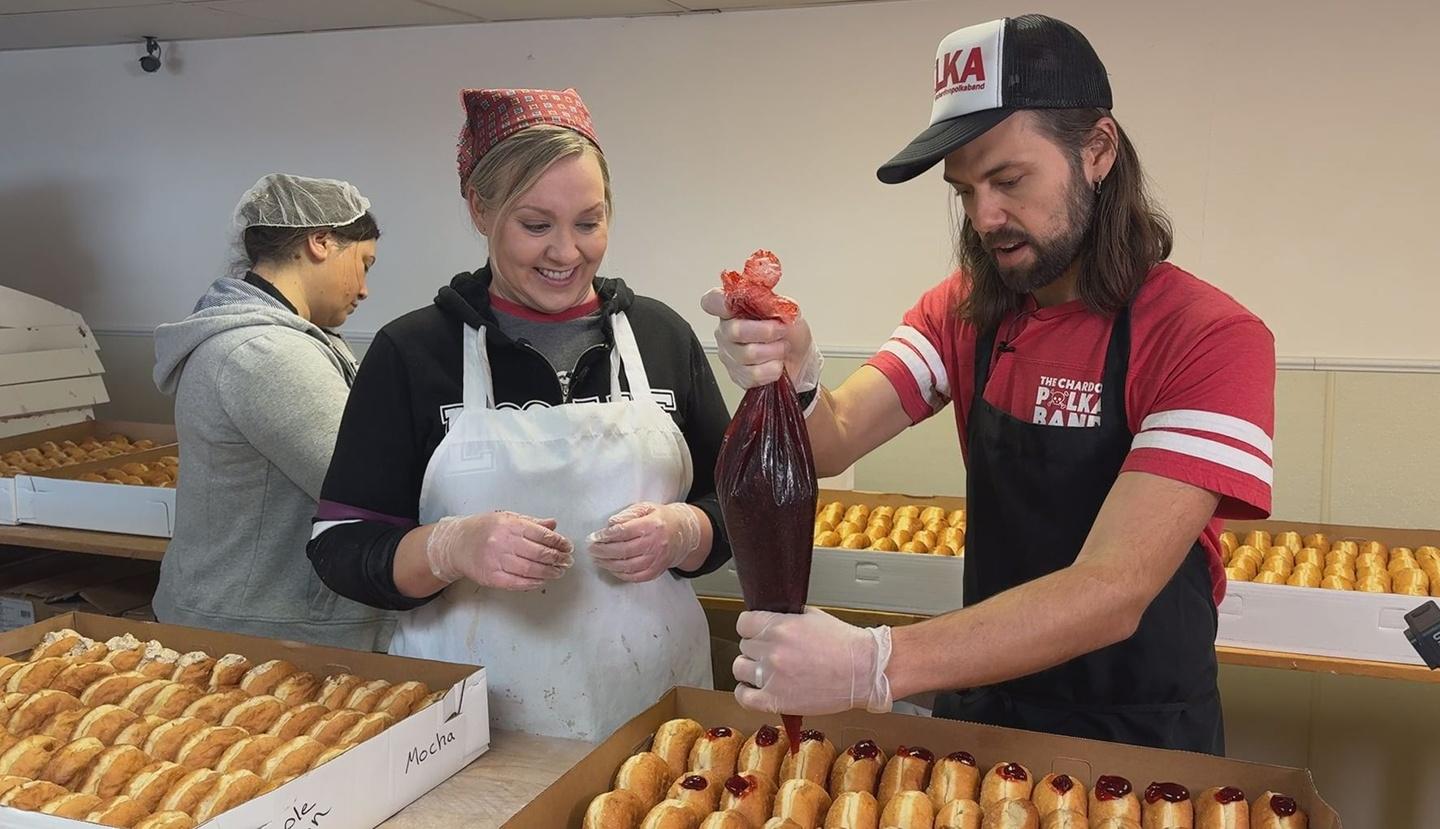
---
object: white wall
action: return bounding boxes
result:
[3,0,1439,362]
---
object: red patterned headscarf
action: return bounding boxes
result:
[456,87,601,194]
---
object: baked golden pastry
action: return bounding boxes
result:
[260,735,327,781]
[0,779,69,810]
[114,715,168,748]
[718,771,778,827]
[1091,776,1142,824]
[216,734,284,774]
[158,767,221,814]
[373,679,430,720]
[273,671,321,707]
[778,729,835,788]
[584,788,647,829]
[688,726,745,777]
[1285,564,1321,588]
[8,656,68,694]
[73,704,142,745]
[133,811,200,829]
[340,711,395,744]
[170,652,217,687]
[36,706,91,741]
[144,683,206,721]
[979,763,1034,811]
[1044,807,1096,829]
[815,532,843,548]
[78,744,151,797]
[117,678,173,714]
[1294,548,1323,569]
[181,688,250,724]
[926,750,979,810]
[1141,782,1192,829]
[1357,574,1392,593]
[762,820,803,829]
[877,746,935,808]
[615,751,677,812]
[1242,531,1271,551]
[193,769,264,822]
[0,774,27,798]
[343,679,392,713]
[1250,791,1306,829]
[737,723,790,782]
[639,799,704,829]
[41,735,108,787]
[176,724,248,771]
[823,790,879,828]
[1034,773,1087,818]
[1320,576,1354,591]
[124,760,191,812]
[1253,571,1286,585]
[308,708,365,746]
[1196,786,1248,829]
[1274,532,1302,554]
[84,793,152,827]
[879,790,933,829]
[935,798,983,829]
[208,654,252,689]
[221,695,286,733]
[0,733,62,778]
[260,773,299,796]
[1303,534,1330,553]
[239,659,299,697]
[268,701,331,740]
[8,688,83,736]
[102,636,146,672]
[1322,562,1356,581]
[830,739,885,797]
[1259,555,1292,578]
[40,791,104,818]
[698,809,752,829]
[81,671,153,707]
[143,716,208,762]
[315,673,364,710]
[308,741,354,770]
[1395,569,1430,596]
[981,799,1041,829]
[773,778,833,829]
[67,638,112,665]
[31,628,85,661]
[668,768,727,816]
[134,644,182,680]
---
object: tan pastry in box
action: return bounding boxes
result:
[926,749,980,810]
[778,729,835,788]
[737,723,790,782]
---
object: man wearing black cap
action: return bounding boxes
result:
[706,14,1276,754]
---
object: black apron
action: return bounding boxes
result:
[932,305,1225,755]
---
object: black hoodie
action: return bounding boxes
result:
[307,266,733,610]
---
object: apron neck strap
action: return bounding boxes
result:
[609,312,652,403]
[462,325,496,410]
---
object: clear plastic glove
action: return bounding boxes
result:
[586,502,702,582]
[700,288,823,392]
[425,511,574,591]
[731,606,893,716]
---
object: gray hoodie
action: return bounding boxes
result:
[153,277,394,650]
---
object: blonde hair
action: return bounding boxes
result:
[464,125,612,234]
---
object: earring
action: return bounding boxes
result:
[1094,178,1103,196]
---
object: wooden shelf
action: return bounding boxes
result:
[0,524,166,561]
[698,596,1440,685]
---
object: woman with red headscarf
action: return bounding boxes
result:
[307,88,733,741]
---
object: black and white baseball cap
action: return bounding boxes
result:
[877,14,1113,185]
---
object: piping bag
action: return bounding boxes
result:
[713,250,818,754]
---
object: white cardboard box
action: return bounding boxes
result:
[1217,576,1431,665]
[1,421,176,530]
[692,548,964,616]
[0,613,490,829]
[0,286,108,426]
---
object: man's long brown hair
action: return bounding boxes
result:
[955,108,1173,332]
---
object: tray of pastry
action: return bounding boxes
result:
[503,686,1340,828]
[12,448,181,538]
[1218,522,1440,665]
[0,422,176,526]
[0,612,489,829]
[691,494,966,617]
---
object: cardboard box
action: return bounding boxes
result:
[0,555,156,631]
[0,286,108,425]
[501,686,1341,828]
[0,613,490,829]
[0,420,176,526]
[692,489,966,615]
[15,445,180,537]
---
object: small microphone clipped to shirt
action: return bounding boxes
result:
[997,341,1017,354]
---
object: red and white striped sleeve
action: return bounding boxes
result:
[865,278,958,424]
[1123,317,1276,519]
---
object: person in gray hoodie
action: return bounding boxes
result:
[152,173,394,650]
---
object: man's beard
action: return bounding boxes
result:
[980,168,1094,293]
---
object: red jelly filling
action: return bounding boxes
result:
[680,775,707,791]
[998,763,1027,782]
[1050,774,1073,794]
[1215,787,1246,804]
[1095,776,1133,801]
[755,726,779,748]
[848,740,880,760]
[1270,795,1299,817]
[1144,782,1190,804]
[945,751,976,766]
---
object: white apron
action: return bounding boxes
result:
[390,313,713,741]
